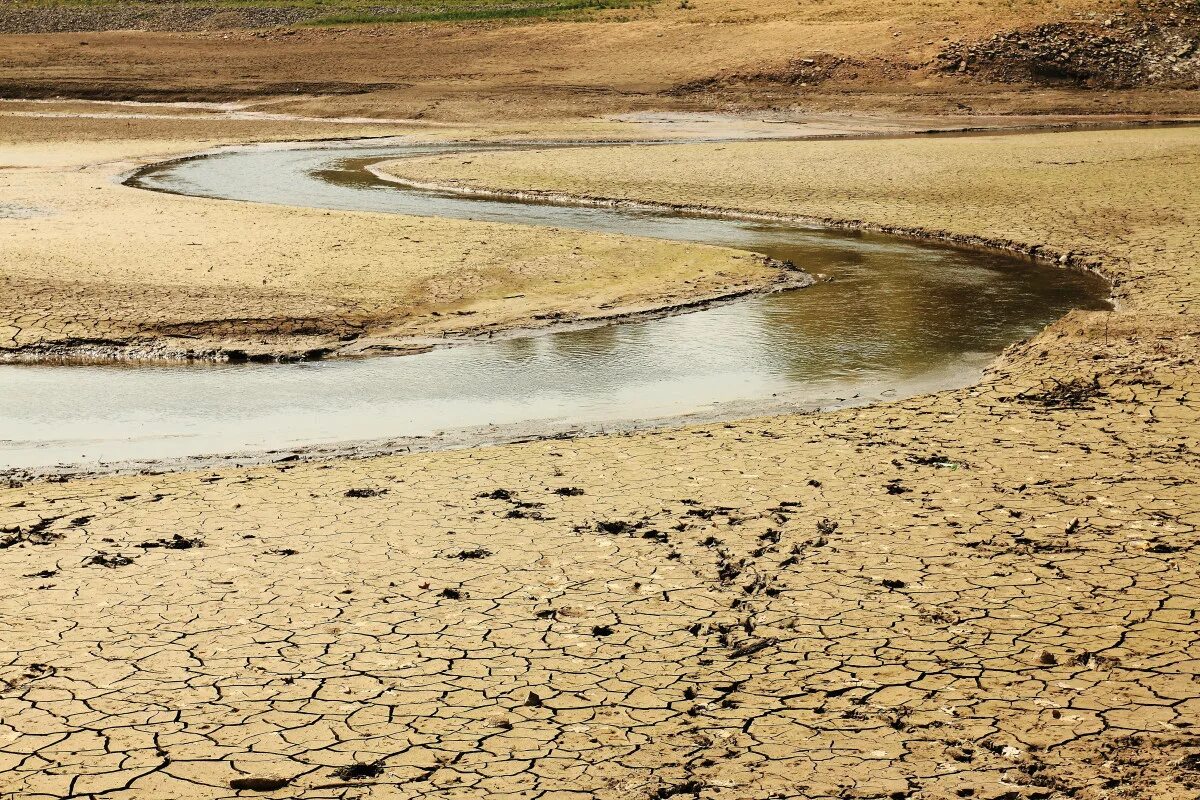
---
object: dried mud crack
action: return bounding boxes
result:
[0,123,1198,799]
[1,328,1197,798]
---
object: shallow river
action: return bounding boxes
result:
[0,139,1110,470]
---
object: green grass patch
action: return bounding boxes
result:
[10,0,653,20]
[305,0,648,25]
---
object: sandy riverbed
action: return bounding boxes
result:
[2,108,1131,363]
[0,119,1197,798]
[0,115,792,362]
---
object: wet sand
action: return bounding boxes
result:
[1,120,1198,798]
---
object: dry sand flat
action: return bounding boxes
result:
[0,115,778,361]
[0,123,1196,798]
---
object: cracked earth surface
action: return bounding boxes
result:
[1,125,1198,798]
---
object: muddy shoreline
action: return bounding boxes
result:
[0,370,945,484]
[375,169,1118,301]
[1,122,790,365]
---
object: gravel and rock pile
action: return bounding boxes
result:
[935,0,1200,88]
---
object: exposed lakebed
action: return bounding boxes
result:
[0,139,1110,470]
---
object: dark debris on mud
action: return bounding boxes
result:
[138,533,204,550]
[1015,375,1107,409]
[331,761,384,781]
[0,515,65,549]
[83,552,135,568]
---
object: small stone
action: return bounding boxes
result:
[229,775,292,791]
[331,761,383,780]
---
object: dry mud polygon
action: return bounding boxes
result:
[1,125,1197,799]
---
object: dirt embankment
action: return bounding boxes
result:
[665,0,1200,109]
[0,0,1198,118]
[934,0,1200,88]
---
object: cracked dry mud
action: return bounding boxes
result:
[1,124,1198,799]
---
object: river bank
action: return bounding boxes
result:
[1,0,1198,121]
[0,118,793,363]
[3,108,1137,365]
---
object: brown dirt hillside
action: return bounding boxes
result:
[0,0,1197,118]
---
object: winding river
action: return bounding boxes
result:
[0,138,1110,470]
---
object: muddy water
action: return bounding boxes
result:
[0,140,1110,470]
